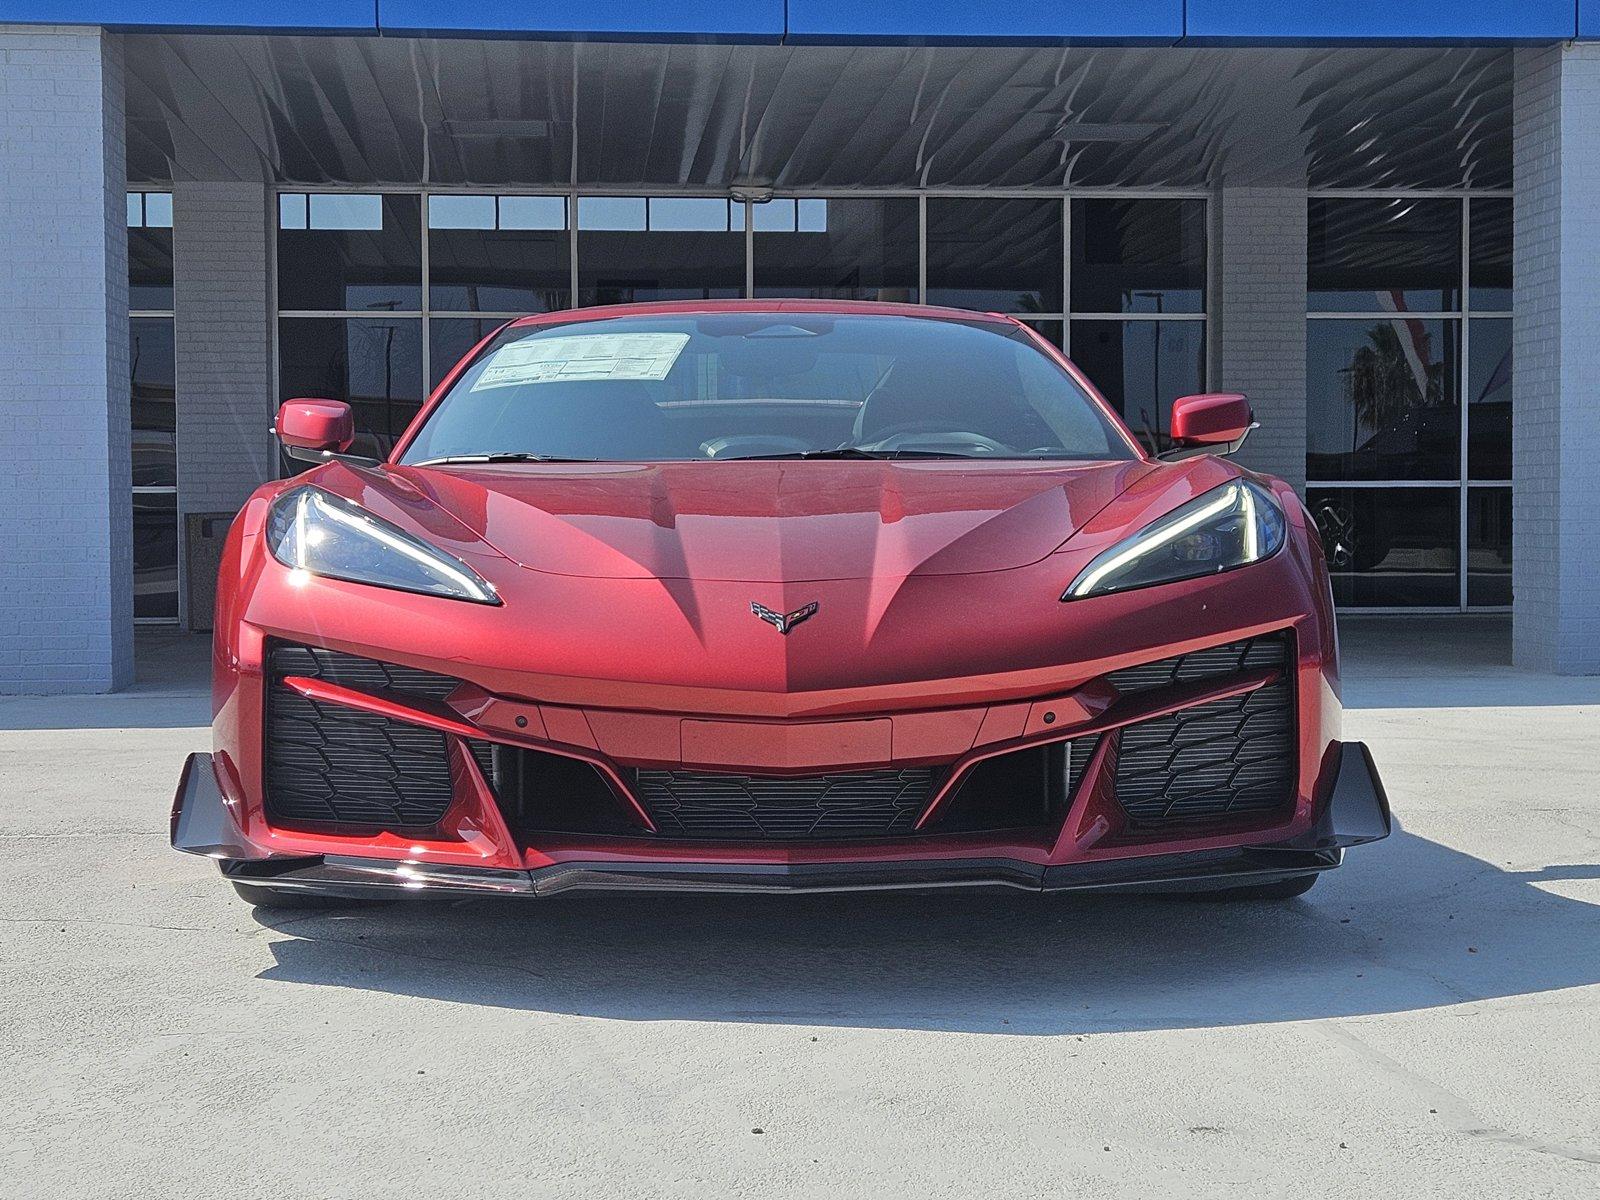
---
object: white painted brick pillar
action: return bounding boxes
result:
[1513,45,1600,674]
[1211,187,1308,493]
[0,27,132,693]
[172,180,276,628]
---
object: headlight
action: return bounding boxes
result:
[266,486,500,605]
[1063,479,1285,601]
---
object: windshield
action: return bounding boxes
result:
[399,312,1135,465]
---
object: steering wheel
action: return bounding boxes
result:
[862,425,1012,456]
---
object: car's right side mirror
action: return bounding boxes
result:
[1160,392,1257,461]
[274,399,377,466]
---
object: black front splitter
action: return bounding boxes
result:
[188,741,1391,901]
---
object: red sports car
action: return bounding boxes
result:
[171,300,1389,908]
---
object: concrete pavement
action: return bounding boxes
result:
[4,617,1599,1197]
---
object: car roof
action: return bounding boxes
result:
[506,298,1019,329]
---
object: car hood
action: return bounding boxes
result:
[381,458,1155,582]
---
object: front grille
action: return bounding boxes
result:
[635,768,935,840]
[1112,633,1296,826]
[264,642,464,831]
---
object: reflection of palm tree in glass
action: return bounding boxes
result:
[1342,321,1441,454]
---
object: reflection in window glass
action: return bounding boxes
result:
[133,492,179,621]
[1068,320,1204,453]
[1306,318,1461,481]
[754,198,917,301]
[277,193,421,312]
[1467,487,1512,606]
[308,194,384,230]
[278,317,423,460]
[129,225,174,310]
[428,194,497,229]
[578,196,743,306]
[1021,320,1064,349]
[1306,487,1459,606]
[648,198,736,231]
[429,197,570,313]
[1469,198,1512,312]
[429,318,505,390]
[1308,198,1461,313]
[1468,318,1511,480]
[751,199,826,232]
[143,192,173,228]
[577,196,647,231]
[1071,199,1205,314]
[130,318,176,489]
[926,198,1063,313]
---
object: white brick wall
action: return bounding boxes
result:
[0,26,132,693]
[171,180,276,627]
[173,181,276,517]
[1211,187,1308,491]
[1513,44,1600,674]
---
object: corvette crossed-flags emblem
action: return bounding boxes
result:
[750,600,819,635]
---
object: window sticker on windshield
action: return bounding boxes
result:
[470,333,690,391]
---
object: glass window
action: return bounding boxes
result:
[143,192,173,228]
[401,313,1130,465]
[1306,487,1460,607]
[1308,198,1461,313]
[278,317,423,460]
[133,491,179,621]
[1068,320,1205,453]
[1468,318,1511,481]
[128,192,174,310]
[577,195,743,306]
[429,195,570,313]
[1467,487,1512,606]
[1021,320,1064,349]
[429,318,506,390]
[926,198,1063,313]
[1306,318,1461,481]
[751,199,827,233]
[754,198,917,302]
[277,193,422,312]
[1071,199,1205,315]
[1469,198,1512,312]
[130,318,176,489]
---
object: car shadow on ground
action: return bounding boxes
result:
[251,823,1600,1034]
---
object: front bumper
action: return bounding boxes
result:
[174,741,1390,898]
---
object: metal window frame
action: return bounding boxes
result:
[270,182,1211,419]
[1304,189,1513,614]
[127,191,180,625]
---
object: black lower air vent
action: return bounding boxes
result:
[634,768,936,840]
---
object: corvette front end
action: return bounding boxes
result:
[173,301,1390,905]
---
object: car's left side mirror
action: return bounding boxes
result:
[1160,392,1257,461]
[274,399,380,467]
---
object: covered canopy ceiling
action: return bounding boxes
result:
[124,35,1512,190]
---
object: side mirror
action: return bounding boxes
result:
[273,399,377,467]
[1161,392,1257,460]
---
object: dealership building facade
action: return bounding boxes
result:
[0,2,1597,690]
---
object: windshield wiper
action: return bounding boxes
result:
[722,447,982,461]
[411,453,598,466]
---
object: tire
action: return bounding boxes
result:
[230,880,383,910]
[1185,873,1320,901]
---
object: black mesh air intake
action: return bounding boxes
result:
[635,768,935,840]
[268,642,465,701]
[1110,632,1296,826]
[264,642,466,831]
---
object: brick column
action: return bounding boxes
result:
[0,27,132,693]
[1512,45,1600,674]
[1210,187,1308,492]
[172,180,276,628]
